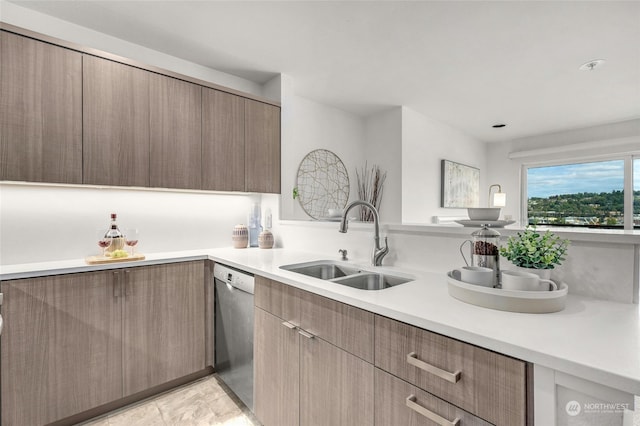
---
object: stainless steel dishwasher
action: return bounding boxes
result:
[213,263,255,411]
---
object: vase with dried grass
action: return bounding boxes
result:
[356,163,387,222]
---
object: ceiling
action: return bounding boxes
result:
[8,0,640,143]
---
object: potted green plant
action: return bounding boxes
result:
[499,226,569,279]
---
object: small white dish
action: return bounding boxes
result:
[467,207,501,221]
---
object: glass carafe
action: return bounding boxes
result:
[460,225,501,287]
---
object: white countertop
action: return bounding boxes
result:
[2,247,639,395]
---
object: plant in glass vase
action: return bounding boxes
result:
[499,226,570,280]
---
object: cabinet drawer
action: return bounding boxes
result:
[255,277,374,362]
[375,315,528,426]
[300,290,374,362]
[255,276,302,323]
[375,368,491,426]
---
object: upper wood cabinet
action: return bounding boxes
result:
[0,31,82,183]
[83,55,150,187]
[245,100,281,193]
[150,74,202,189]
[1,28,281,193]
[202,88,245,191]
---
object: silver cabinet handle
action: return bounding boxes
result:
[113,271,122,298]
[282,321,297,330]
[124,270,132,296]
[298,329,315,339]
[407,352,461,383]
[406,395,460,426]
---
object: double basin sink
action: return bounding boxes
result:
[280,260,414,291]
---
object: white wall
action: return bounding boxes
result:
[279,75,366,220]
[401,106,488,224]
[364,108,403,223]
[0,184,260,264]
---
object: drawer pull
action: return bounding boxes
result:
[407,352,461,383]
[281,321,297,330]
[406,395,460,426]
[298,329,315,339]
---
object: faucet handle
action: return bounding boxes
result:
[338,249,348,261]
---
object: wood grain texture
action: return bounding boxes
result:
[205,261,215,368]
[202,88,245,191]
[244,100,281,193]
[0,31,82,183]
[300,334,374,426]
[0,271,123,426]
[254,308,300,426]
[83,55,150,187]
[149,74,202,189]
[300,290,374,362]
[122,261,205,396]
[254,276,301,324]
[374,315,528,426]
[375,368,492,426]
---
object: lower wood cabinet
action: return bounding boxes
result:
[0,261,205,426]
[254,277,532,426]
[254,276,374,426]
[122,262,205,396]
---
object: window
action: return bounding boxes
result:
[527,160,625,228]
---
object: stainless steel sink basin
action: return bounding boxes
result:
[331,273,412,290]
[280,260,414,290]
[280,260,361,280]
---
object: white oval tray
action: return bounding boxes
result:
[447,271,568,314]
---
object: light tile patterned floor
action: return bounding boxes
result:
[79,375,261,426]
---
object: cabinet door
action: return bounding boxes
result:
[83,55,150,187]
[245,100,281,193]
[202,88,245,191]
[122,261,205,396]
[254,308,300,426]
[299,333,374,426]
[149,74,202,189]
[0,31,82,183]
[0,271,123,426]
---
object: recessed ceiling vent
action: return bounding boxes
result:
[579,59,605,71]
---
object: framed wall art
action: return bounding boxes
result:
[441,159,480,208]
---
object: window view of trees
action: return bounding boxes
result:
[635,158,640,228]
[527,160,629,228]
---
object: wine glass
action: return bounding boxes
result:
[97,229,111,257]
[125,228,139,255]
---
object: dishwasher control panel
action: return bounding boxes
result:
[213,263,255,294]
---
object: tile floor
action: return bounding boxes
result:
[79,375,261,426]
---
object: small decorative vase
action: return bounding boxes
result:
[514,265,552,280]
[232,224,249,249]
[258,230,274,249]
